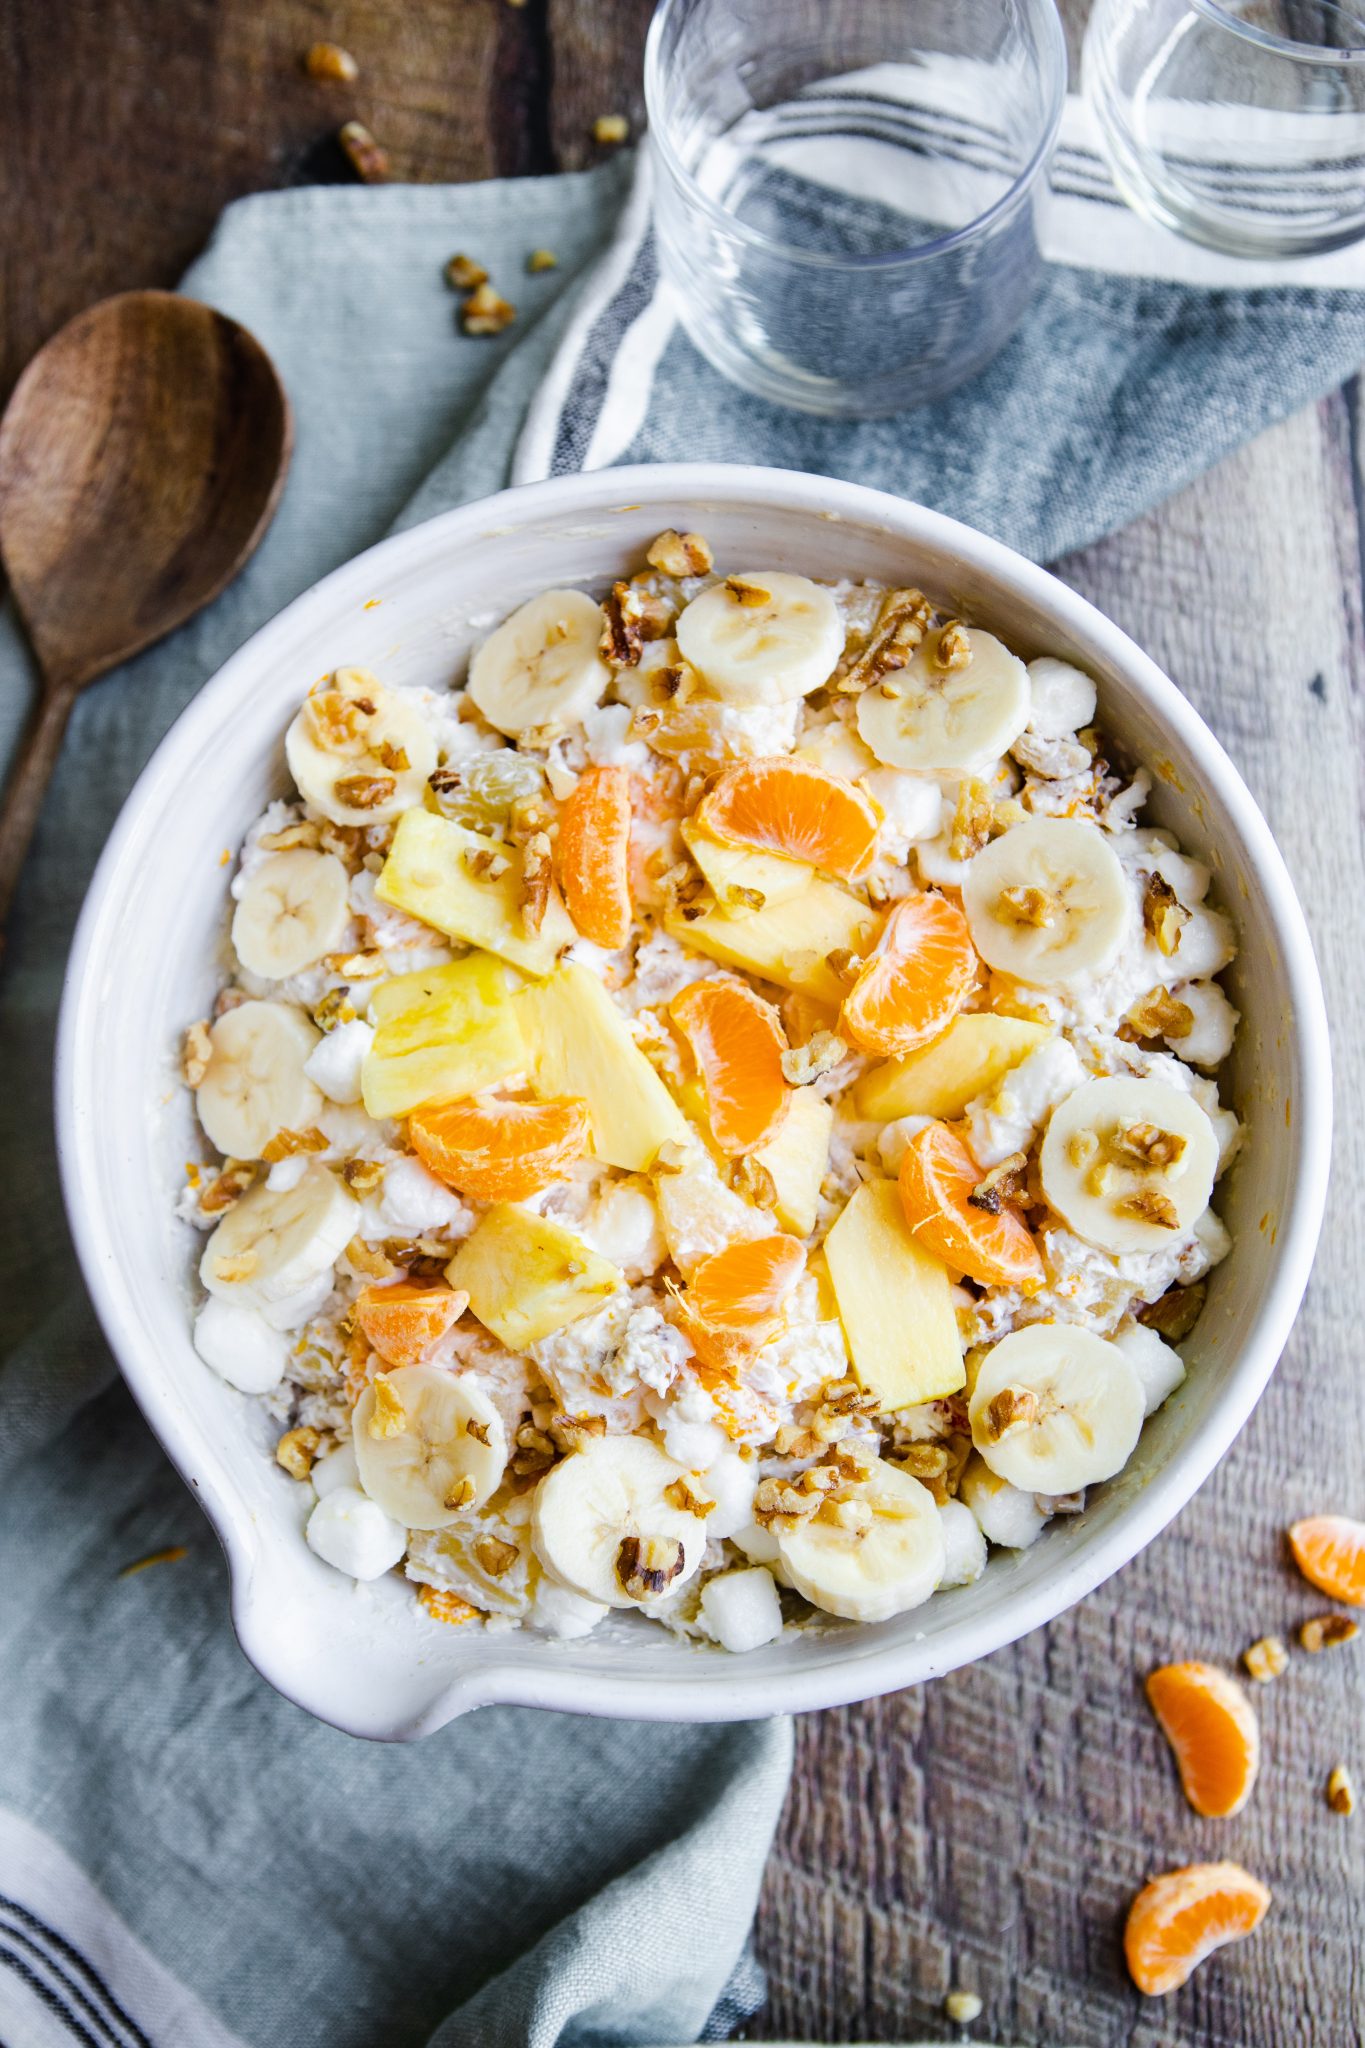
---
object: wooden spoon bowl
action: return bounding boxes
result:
[0,290,291,952]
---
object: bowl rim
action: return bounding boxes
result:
[55,461,1332,1736]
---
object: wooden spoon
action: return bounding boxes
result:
[0,290,292,955]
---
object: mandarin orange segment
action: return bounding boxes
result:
[1287,1514,1365,1606]
[1124,1861,1271,1998]
[408,1096,590,1202]
[674,1232,805,1378]
[669,977,791,1155]
[898,1120,1044,1290]
[1145,1662,1260,1818]
[696,756,881,881]
[354,1280,469,1367]
[840,893,976,1056]
[559,764,633,948]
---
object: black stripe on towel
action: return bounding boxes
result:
[0,1896,152,2048]
[549,227,660,476]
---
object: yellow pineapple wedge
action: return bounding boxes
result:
[521,963,690,1172]
[856,1014,1051,1123]
[823,1176,964,1408]
[665,882,880,1007]
[751,1088,832,1237]
[375,807,573,975]
[447,1205,622,1351]
[680,818,810,913]
[361,954,525,1118]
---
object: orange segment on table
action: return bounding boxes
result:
[673,1232,805,1377]
[1124,1861,1271,1997]
[696,756,881,881]
[354,1280,469,1367]
[1144,1661,1260,1818]
[1287,1513,1365,1606]
[409,1096,590,1202]
[898,1119,1044,1290]
[840,893,976,1056]
[669,977,791,1155]
[558,763,633,948]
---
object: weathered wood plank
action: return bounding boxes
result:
[751,398,1365,2043]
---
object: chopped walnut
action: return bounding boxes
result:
[338,120,390,182]
[821,1494,873,1532]
[520,830,554,934]
[647,528,714,577]
[199,1162,256,1216]
[334,772,396,811]
[599,579,670,666]
[732,1155,778,1209]
[1011,730,1092,780]
[342,1157,385,1196]
[659,859,708,920]
[314,987,358,1033]
[1115,1187,1180,1229]
[418,1584,481,1625]
[304,40,359,81]
[1242,1635,1289,1683]
[261,1126,329,1163]
[346,1236,398,1281]
[444,1473,477,1511]
[324,948,386,979]
[897,1441,950,1483]
[461,282,517,335]
[368,1377,407,1440]
[182,1020,212,1087]
[592,113,631,144]
[981,1385,1038,1444]
[382,1236,452,1280]
[377,739,410,773]
[664,1475,716,1517]
[968,1151,1029,1215]
[463,845,512,882]
[1327,1765,1356,1816]
[1300,1614,1359,1653]
[780,1030,846,1085]
[259,819,322,851]
[444,253,489,291]
[511,1422,556,1476]
[549,1412,608,1453]
[276,1426,321,1479]
[1111,1121,1187,1171]
[1120,986,1195,1044]
[474,1534,520,1577]
[1142,871,1190,957]
[1138,1281,1206,1342]
[527,248,558,273]
[724,576,770,609]
[834,587,934,696]
[824,948,864,989]
[997,884,1055,929]
[318,820,371,869]
[934,620,972,672]
[616,1533,685,1599]
[949,777,994,862]
[465,1417,492,1448]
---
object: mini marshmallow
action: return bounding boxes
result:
[1114,1321,1187,1417]
[1026,657,1097,739]
[701,1448,759,1540]
[193,1297,288,1394]
[959,1457,1048,1550]
[700,1567,784,1654]
[305,1487,406,1581]
[937,1498,988,1588]
[312,1439,360,1498]
[304,1018,374,1105]
[532,1578,609,1639]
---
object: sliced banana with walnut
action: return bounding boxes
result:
[962,817,1130,984]
[195,1000,323,1160]
[775,1459,946,1622]
[352,1365,508,1530]
[231,849,350,980]
[532,1435,711,1608]
[675,571,842,706]
[285,667,437,826]
[968,1323,1145,1494]
[856,623,1030,773]
[1041,1076,1218,1255]
[200,1161,356,1310]
[468,589,612,735]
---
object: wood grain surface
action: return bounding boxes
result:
[5,2,1362,2041]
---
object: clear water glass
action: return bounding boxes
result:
[643,0,1067,419]
[1083,0,1365,259]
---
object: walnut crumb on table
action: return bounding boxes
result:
[461,282,517,336]
[1327,1764,1356,1816]
[944,1988,983,2024]
[338,121,390,183]
[592,114,630,144]
[303,41,359,82]
[1299,1613,1359,1653]
[1242,1634,1289,1682]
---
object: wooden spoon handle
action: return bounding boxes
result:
[0,681,77,957]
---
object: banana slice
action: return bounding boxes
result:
[531,1435,710,1608]
[468,589,612,735]
[1040,1076,1219,1255]
[962,817,1129,985]
[352,1365,507,1531]
[776,1460,946,1623]
[968,1322,1145,1494]
[675,571,842,707]
[200,1161,356,1309]
[196,1000,323,1160]
[856,624,1029,772]
[231,850,350,980]
[285,667,437,826]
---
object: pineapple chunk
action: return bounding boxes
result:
[823,1177,964,1409]
[375,807,574,975]
[361,954,525,1118]
[447,1205,622,1351]
[522,963,690,1172]
[680,818,810,912]
[654,1152,771,1277]
[665,883,880,1007]
[751,1088,832,1237]
[856,1014,1051,1122]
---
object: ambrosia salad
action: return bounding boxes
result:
[180,533,1242,1654]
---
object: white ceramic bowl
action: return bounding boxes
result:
[57,465,1330,1740]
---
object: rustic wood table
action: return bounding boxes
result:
[6,2,1361,2041]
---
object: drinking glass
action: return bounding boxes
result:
[643,0,1067,418]
[1083,0,1365,259]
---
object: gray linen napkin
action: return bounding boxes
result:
[1,123,1362,2048]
